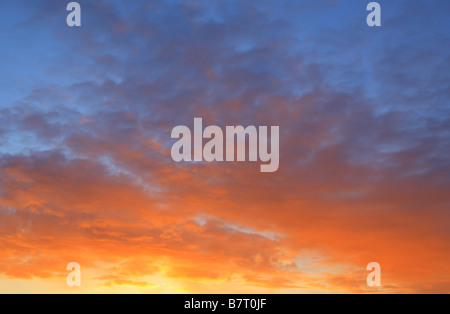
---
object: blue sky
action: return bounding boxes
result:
[0,0,449,293]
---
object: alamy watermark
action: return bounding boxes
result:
[66,262,81,287]
[366,262,382,287]
[367,2,381,27]
[65,2,381,28]
[66,2,81,27]
[171,118,280,173]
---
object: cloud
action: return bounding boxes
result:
[0,0,449,293]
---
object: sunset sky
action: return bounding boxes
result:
[0,0,449,293]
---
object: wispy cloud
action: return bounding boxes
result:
[0,0,449,293]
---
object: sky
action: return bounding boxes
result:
[0,0,449,293]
